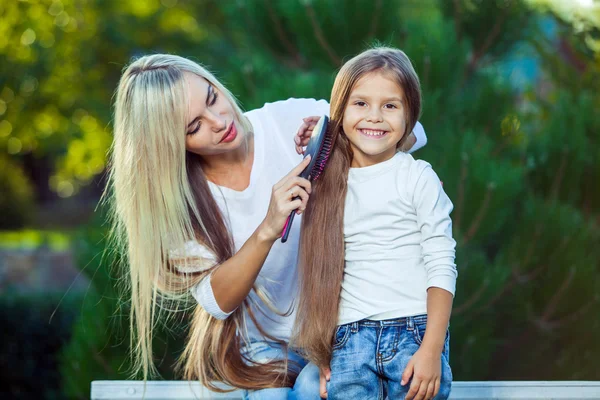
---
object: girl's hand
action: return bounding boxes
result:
[258,156,312,242]
[402,348,442,400]
[319,366,331,399]
[294,116,321,154]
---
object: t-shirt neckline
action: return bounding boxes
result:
[208,113,263,200]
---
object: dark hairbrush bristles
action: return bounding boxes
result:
[309,133,332,181]
[281,115,332,243]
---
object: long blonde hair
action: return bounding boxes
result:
[293,47,422,368]
[106,54,293,390]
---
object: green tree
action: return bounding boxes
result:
[0,0,223,200]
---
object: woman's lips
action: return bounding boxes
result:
[220,122,237,143]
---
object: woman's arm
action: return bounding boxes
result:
[208,156,313,314]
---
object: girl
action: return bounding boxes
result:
[294,47,457,400]
[107,54,428,399]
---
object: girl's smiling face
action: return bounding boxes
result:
[342,70,408,168]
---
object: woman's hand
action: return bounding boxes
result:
[294,116,321,154]
[402,347,442,400]
[319,366,331,398]
[398,130,417,152]
[258,155,312,242]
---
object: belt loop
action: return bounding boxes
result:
[407,316,414,331]
[351,321,359,333]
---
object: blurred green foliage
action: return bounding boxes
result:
[0,156,34,228]
[1,0,599,398]
[0,0,222,200]
[0,291,83,400]
[0,229,70,251]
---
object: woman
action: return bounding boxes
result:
[107,53,426,399]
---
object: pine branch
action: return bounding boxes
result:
[545,296,599,331]
[550,152,568,200]
[514,224,544,276]
[466,236,541,320]
[496,269,581,368]
[557,37,587,74]
[493,306,559,376]
[582,188,593,217]
[367,0,383,40]
[465,226,551,321]
[264,0,306,67]
[467,277,517,323]
[512,262,545,284]
[303,2,341,66]
[91,345,114,375]
[540,266,575,321]
[453,278,490,316]
[461,12,508,85]
[455,153,469,232]
[513,235,570,284]
[422,55,431,89]
[463,182,494,245]
[491,143,507,158]
[453,0,462,42]
[242,68,258,99]
[239,3,300,69]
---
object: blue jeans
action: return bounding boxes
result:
[241,340,321,400]
[327,315,452,400]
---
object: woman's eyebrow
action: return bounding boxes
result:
[187,84,213,129]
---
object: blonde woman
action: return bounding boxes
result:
[107,54,427,400]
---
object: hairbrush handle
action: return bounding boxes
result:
[280,197,300,243]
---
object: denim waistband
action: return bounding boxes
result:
[343,314,428,329]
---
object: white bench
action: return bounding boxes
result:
[91,381,600,399]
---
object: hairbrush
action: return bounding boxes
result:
[281,115,332,243]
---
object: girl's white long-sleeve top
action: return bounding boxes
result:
[338,151,457,326]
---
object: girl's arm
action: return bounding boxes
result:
[402,288,453,400]
[421,288,453,355]
[402,161,457,399]
[413,162,457,298]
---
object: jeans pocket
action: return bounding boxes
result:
[332,324,351,350]
[413,322,450,347]
[412,322,424,345]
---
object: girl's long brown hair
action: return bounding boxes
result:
[293,47,422,368]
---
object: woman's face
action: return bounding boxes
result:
[184,72,245,157]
